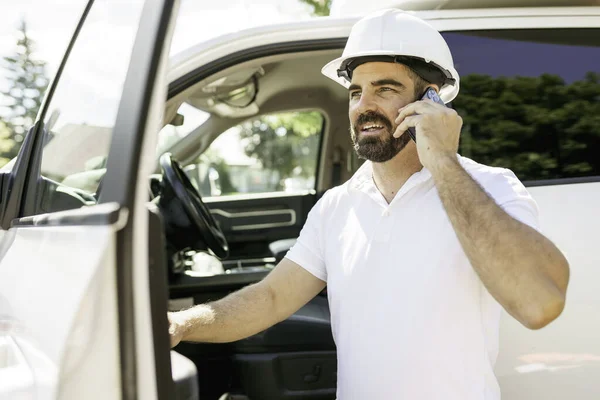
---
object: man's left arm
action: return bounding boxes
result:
[396,100,570,330]
[430,156,569,329]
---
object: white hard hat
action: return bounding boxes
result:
[322,9,460,103]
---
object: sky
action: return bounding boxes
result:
[0,0,319,165]
[0,0,315,102]
[7,0,597,162]
[1,0,87,81]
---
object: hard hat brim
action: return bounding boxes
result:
[322,51,460,104]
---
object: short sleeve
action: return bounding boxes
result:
[501,197,540,232]
[284,195,328,282]
[474,165,541,232]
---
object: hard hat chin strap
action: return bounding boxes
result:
[337,55,455,89]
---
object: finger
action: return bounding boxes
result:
[395,100,442,124]
[393,115,421,138]
[167,312,178,335]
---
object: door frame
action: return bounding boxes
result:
[99,0,179,398]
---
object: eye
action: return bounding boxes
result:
[349,91,361,99]
[379,87,394,93]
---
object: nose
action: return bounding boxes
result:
[352,91,378,118]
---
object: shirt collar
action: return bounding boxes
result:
[347,160,433,196]
[347,161,373,193]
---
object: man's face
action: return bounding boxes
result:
[348,62,418,162]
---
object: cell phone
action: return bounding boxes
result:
[406,87,446,142]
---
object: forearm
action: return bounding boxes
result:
[431,156,569,328]
[177,281,282,343]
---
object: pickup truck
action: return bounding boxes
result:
[0,0,598,399]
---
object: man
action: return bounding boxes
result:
[169,9,570,399]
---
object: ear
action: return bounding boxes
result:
[428,84,441,93]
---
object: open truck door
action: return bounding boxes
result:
[0,0,182,399]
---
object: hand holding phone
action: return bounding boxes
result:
[405,87,446,142]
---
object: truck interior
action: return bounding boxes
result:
[160,48,349,400]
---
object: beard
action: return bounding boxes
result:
[350,110,411,163]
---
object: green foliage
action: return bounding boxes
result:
[0,120,15,167]
[239,111,323,191]
[0,19,49,161]
[455,72,600,181]
[298,0,332,16]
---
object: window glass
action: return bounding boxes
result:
[445,29,600,181]
[0,1,87,169]
[156,102,210,155]
[35,0,145,213]
[185,111,323,197]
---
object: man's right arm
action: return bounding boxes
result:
[168,258,326,347]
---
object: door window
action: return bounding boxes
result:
[31,0,145,215]
[445,29,600,182]
[186,111,324,197]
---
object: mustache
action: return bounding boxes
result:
[354,111,393,132]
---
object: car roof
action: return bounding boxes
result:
[330,0,600,17]
[167,6,600,84]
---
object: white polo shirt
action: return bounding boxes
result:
[285,155,539,400]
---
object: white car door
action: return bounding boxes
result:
[0,0,178,399]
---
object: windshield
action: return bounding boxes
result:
[158,0,328,154]
[157,103,210,155]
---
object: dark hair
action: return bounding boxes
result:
[405,67,431,99]
[337,55,454,93]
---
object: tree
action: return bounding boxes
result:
[454,72,600,181]
[0,120,17,167]
[239,112,323,191]
[0,19,50,161]
[298,0,332,16]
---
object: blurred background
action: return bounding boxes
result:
[3,0,599,183]
[0,0,332,167]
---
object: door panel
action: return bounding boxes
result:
[205,192,317,261]
[0,204,123,399]
[173,290,335,400]
[0,336,35,399]
[496,182,600,400]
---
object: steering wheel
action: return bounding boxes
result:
[158,153,229,259]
